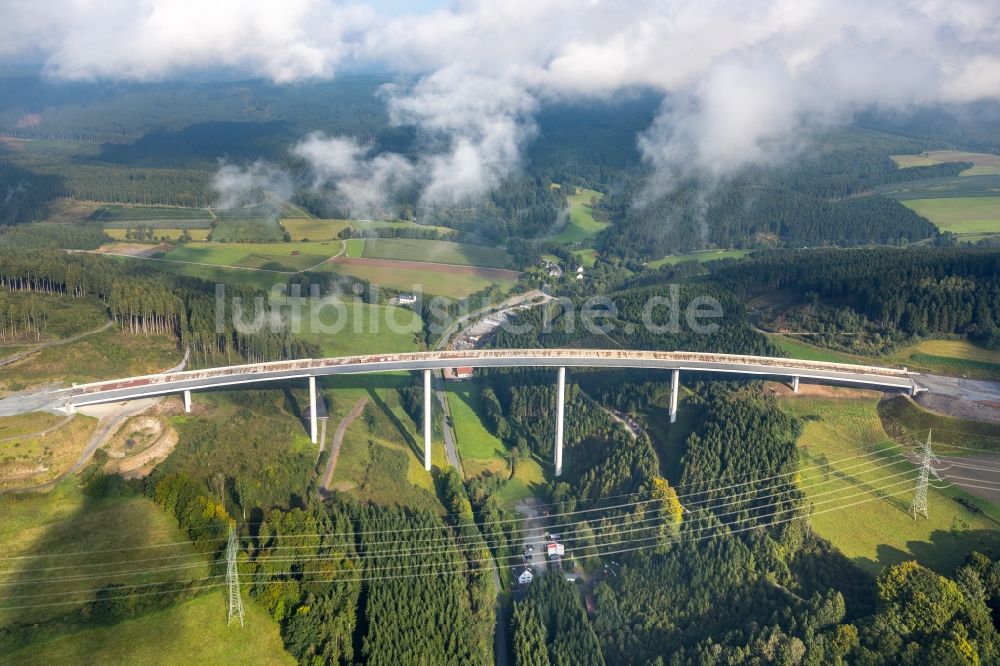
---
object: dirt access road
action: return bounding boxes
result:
[318,397,367,496]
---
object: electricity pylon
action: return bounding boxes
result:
[910,430,932,520]
[226,527,245,628]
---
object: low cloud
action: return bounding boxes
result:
[291,133,416,217]
[212,161,292,217]
[7,0,1000,200]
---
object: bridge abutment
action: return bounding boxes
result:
[555,366,565,477]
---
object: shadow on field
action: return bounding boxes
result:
[0,477,209,661]
[852,528,1000,577]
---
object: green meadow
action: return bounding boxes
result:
[784,394,999,575]
[549,187,607,244]
[647,248,749,269]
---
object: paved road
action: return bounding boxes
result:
[319,398,367,496]
[433,373,464,473]
[913,374,1000,423]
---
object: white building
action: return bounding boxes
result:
[517,569,534,585]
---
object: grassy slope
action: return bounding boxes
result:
[162,391,316,510]
[0,329,180,392]
[550,188,607,244]
[325,375,445,513]
[878,395,1000,454]
[0,414,99,489]
[362,238,513,269]
[647,249,749,269]
[1,592,293,665]
[446,381,506,473]
[902,197,1000,236]
[771,335,1000,381]
[0,412,66,438]
[0,481,208,628]
[784,393,999,575]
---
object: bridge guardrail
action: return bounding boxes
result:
[69,348,912,400]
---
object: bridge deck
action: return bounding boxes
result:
[68,349,916,407]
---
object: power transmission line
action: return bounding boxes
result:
[0,451,921,584]
[911,430,932,519]
[226,528,244,628]
[0,468,922,602]
[0,483,918,614]
[0,431,933,565]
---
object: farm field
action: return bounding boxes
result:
[362,237,513,269]
[549,188,607,244]
[90,204,212,224]
[293,296,423,357]
[876,173,1000,200]
[209,217,284,242]
[647,248,749,268]
[106,228,211,241]
[784,394,999,575]
[281,217,453,241]
[0,592,292,665]
[901,197,1000,238]
[39,198,103,223]
[0,481,209,628]
[0,329,180,393]
[890,150,1000,176]
[162,241,343,272]
[323,258,520,299]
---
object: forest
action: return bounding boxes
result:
[711,247,1000,350]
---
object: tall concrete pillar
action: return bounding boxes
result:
[66,400,75,415]
[669,369,680,424]
[183,389,192,413]
[792,376,800,393]
[423,369,432,471]
[308,376,318,444]
[554,366,566,477]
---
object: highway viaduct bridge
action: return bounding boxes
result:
[65,349,919,477]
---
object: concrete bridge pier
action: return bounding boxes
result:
[670,369,680,423]
[555,366,566,477]
[183,389,192,413]
[423,369,432,472]
[309,376,318,444]
[792,376,800,393]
